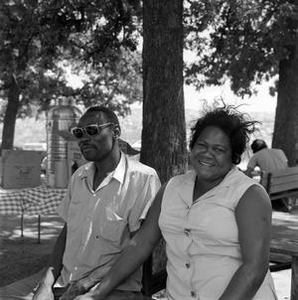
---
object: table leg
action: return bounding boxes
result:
[21,214,24,238]
[291,256,298,299]
[38,215,41,244]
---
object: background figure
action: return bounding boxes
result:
[76,104,277,300]
[245,139,289,212]
[32,105,160,300]
[244,139,288,178]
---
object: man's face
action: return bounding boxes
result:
[76,111,116,162]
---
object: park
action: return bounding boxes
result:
[1,1,298,299]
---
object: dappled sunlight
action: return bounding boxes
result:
[0,214,63,286]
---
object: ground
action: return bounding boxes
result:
[0,214,63,287]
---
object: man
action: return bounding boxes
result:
[244,139,289,212]
[245,139,288,178]
[33,106,160,299]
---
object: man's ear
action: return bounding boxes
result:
[113,125,121,139]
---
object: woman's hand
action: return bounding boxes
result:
[59,272,101,300]
[73,291,102,300]
[59,277,90,299]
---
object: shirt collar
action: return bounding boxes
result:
[178,165,239,203]
[112,152,126,184]
[77,152,126,185]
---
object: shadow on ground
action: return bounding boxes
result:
[0,214,63,287]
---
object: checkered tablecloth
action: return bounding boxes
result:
[0,186,66,215]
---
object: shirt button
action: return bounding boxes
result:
[184,228,191,236]
[191,291,196,298]
[185,262,190,268]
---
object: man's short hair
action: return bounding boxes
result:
[251,139,268,153]
[84,105,120,126]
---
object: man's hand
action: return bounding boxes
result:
[32,267,55,300]
[32,283,54,300]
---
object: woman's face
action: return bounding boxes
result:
[190,126,233,184]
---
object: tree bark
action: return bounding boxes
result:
[1,75,20,153]
[272,43,298,166]
[142,0,187,184]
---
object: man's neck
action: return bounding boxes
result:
[92,150,121,191]
[94,150,121,177]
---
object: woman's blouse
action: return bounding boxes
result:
[159,166,277,300]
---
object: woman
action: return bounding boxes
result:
[69,104,277,300]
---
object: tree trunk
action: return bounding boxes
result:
[141,1,186,294]
[272,43,298,166]
[1,75,20,153]
[142,0,187,184]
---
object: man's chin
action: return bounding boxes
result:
[81,152,95,162]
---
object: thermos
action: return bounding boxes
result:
[46,97,82,188]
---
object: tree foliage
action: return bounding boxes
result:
[184,0,298,96]
[0,0,143,149]
[184,0,298,164]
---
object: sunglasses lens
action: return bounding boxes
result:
[71,128,84,139]
[85,125,99,136]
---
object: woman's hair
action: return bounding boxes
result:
[189,102,258,164]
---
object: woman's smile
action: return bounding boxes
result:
[198,159,215,167]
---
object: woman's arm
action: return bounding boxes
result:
[80,184,166,299]
[219,185,272,300]
[48,223,67,281]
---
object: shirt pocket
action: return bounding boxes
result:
[98,207,128,244]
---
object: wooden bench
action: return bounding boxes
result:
[270,236,298,299]
[260,166,298,211]
[270,211,298,299]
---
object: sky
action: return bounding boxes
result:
[66,61,277,114]
[183,50,277,114]
[184,81,277,113]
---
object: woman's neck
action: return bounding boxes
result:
[192,175,223,202]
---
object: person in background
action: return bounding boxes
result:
[32,105,160,300]
[244,139,288,178]
[70,104,277,300]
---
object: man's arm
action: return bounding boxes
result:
[244,154,258,178]
[48,223,67,281]
[32,223,67,299]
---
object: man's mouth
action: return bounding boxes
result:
[81,144,95,151]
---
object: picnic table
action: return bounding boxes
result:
[0,185,66,242]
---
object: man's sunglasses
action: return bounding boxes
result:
[70,123,114,139]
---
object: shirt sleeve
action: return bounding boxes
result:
[56,178,73,222]
[128,172,161,233]
[247,154,258,170]
[280,150,288,164]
